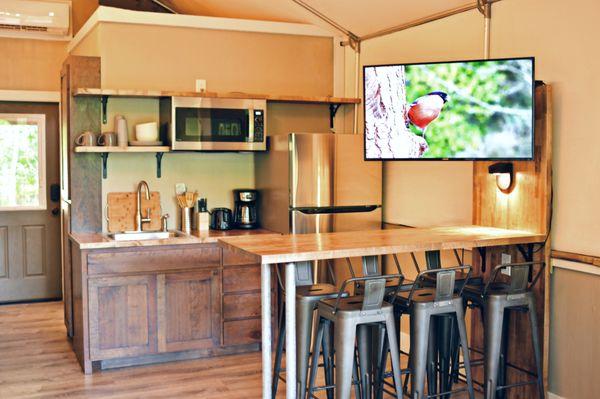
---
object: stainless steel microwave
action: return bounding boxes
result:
[160,97,267,151]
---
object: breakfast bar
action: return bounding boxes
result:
[219,225,547,399]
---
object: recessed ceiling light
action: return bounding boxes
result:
[49,12,54,16]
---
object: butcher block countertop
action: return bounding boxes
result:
[218,225,546,264]
[70,228,278,250]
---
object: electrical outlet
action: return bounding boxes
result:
[501,253,512,276]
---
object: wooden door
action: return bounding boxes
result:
[157,269,221,352]
[88,275,157,360]
[0,103,61,303]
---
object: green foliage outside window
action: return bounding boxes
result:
[0,119,40,207]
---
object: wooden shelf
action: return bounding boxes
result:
[74,146,170,153]
[74,146,168,179]
[72,88,361,104]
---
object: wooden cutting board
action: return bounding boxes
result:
[107,192,162,232]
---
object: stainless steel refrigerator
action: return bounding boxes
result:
[256,132,382,242]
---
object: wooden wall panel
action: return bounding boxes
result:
[471,84,552,398]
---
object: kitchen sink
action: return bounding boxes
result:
[108,230,187,241]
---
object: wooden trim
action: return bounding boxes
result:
[551,250,600,267]
[72,88,361,104]
[0,90,60,103]
[74,146,170,153]
[68,5,334,53]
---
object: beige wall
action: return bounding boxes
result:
[70,22,335,230]
[72,0,99,34]
[0,38,66,91]
[359,10,483,227]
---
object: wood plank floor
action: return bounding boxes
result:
[0,301,477,398]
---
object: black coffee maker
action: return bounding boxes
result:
[233,189,258,229]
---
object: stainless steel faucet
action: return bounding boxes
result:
[135,180,152,231]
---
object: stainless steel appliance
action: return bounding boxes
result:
[160,97,266,151]
[210,208,233,230]
[256,133,382,278]
[233,189,258,229]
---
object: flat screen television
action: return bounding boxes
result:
[363,57,535,160]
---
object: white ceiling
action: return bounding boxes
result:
[165,0,477,38]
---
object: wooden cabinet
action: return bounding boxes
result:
[157,269,221,352]
[73,243,274,372]
[88,275,157,360]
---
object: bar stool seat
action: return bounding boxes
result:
[319,295,395,313]
[297,283,340,298]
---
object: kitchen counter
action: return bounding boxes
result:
[69,228,277,250]
[68,227,279,374]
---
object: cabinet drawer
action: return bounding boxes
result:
[87,246,220,275]
[223,264,260,293]
[223,248,259,266]
[223,319,261,346]
[223,293,261,320]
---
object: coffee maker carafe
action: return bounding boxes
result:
[233,189,258,229]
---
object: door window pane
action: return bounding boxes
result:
[0,114,46,210]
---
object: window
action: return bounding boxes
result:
[0,114,46,210]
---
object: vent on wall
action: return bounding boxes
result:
[0,0,70,39]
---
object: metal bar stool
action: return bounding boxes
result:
[420,250,483,399]
[308,274,405,399]
[381,265,476,399]
[462,261,545,399]
[272,260,347,399]
[349,255,413,397]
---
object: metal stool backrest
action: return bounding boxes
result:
[275,261,322,292]
[331,273,404,314]
[483,261,546,297]
[404,265,472,305]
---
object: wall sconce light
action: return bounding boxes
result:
[488,162,514,193]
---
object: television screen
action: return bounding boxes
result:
[363,57,534,160]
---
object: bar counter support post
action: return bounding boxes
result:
[285,262,297,398]
[262,263,273,399]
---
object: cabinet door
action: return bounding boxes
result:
[88,275,157,360]
[157,269,221,352]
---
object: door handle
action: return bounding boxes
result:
[51,207,60,216]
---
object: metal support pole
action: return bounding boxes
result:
[261,263,273,399]
[285,262,297,398]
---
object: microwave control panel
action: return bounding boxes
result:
[253,110,264,142]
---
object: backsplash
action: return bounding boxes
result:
[102,152,254,232]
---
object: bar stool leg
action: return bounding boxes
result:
[297,301,315,399]
[426,318,438,397]
[272,306,286,398]
[308,317,326,399]
[335,319,357,399]
[322,321,334,399]
[455,304,475,399]
[527,295,545,399]
[409,308,431,399]
[385,313,404,398]
[357,324,373,399]
[484,298,505,399]
[437,315,453,399]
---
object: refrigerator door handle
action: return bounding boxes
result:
[292,205,380,215]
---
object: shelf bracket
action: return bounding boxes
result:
[101,95,109,124]
[329,103,341,129]
[477,247,487,273]
[156,152,164,178]
[101,152,109,179]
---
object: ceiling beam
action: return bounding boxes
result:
[360,0,503,42]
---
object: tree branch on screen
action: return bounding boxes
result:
[364,67,427,159]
